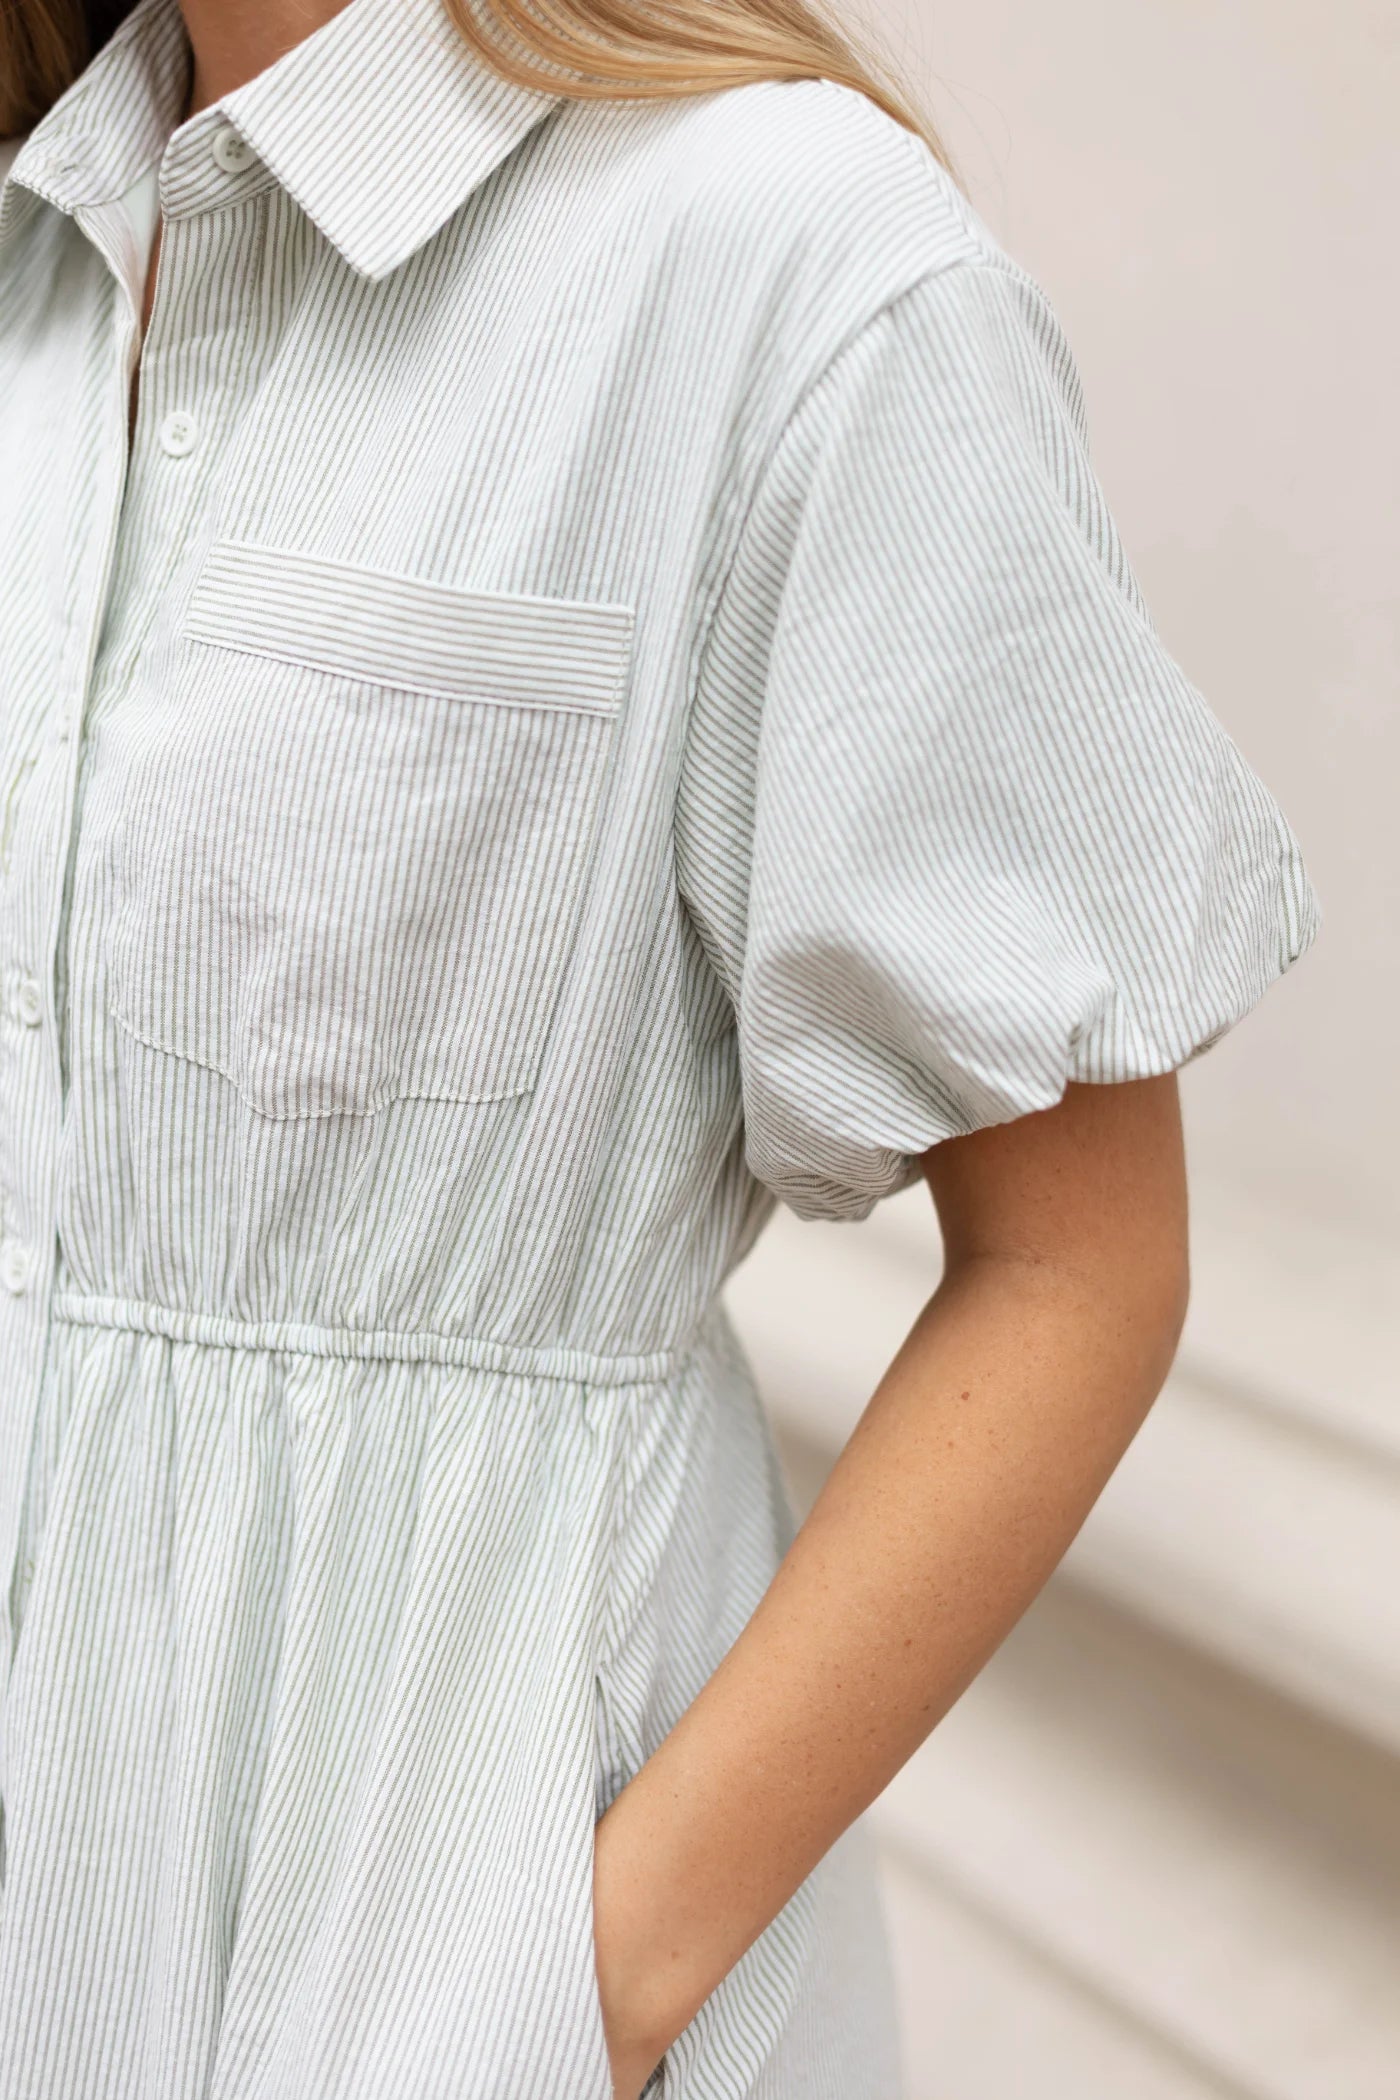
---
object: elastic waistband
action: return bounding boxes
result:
[51,1290,700,1388]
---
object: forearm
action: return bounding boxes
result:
[592,1241,1186,2082]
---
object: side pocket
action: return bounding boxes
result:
[591,1664,670,2098]
[592,1658,641,1827]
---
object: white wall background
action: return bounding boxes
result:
[876,0,1400,1233]
[723,4,1400,2093]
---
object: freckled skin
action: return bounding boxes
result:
[592,1073,1189,2095]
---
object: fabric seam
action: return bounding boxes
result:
[180,630,626,717]
[52,1291,703,1387]
[685,251,1009,716]
[106,1007,536,1116]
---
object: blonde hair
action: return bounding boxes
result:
[3,0,950,170]
[445,0,951,165]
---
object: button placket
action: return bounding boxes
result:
[0,140,155,1689]
[0,1238,34,1295]
[88,210,233,749]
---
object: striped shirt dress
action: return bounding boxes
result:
[0,0,1318,2093]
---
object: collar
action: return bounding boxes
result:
[1,0,566,280]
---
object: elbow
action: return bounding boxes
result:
[1141,1234,1192,1389]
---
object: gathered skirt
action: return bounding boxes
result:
[0,1297,902,2099]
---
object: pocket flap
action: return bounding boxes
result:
[183,540,635,716]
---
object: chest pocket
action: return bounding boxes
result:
[106,540,633,1121]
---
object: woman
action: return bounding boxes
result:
[0,0,1317,2094]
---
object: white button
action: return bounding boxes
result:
[211,125,256,175]
[14,977,43,1028]
[0,1240,33,1295]
[158,409,199,457]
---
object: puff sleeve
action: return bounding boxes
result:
[674,256,1319,1222]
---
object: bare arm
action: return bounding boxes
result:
[592,1072,1191,2097]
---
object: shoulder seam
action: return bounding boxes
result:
[686,249,1017,707]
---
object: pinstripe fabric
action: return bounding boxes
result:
[0,0,1317,2093]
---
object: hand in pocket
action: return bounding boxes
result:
[592,1798,669,2100]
